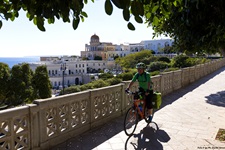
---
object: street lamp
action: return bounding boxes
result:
[60,62,67,94]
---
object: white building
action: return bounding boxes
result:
[82,34,174,61]
[141,39,174,53]
[29,57,116,89]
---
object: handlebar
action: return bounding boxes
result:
[125,89,134,95]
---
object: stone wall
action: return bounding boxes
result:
[0,59,225,150]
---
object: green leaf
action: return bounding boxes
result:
[81,11,88,18]
[80,15,84,22]
[33,17,37,25]
[173,1,177,7]
[152,5,159,13]
[47,17,55,24]
[123,8,130,21]
[72,18,80,30]
[37,23,46,32]
[0,21,2,29]
[84,0,88,4]
[105,0,113,15]
[131,1,138,16]
[135,15,143,23]
[10,14,15,21]
[136,1,144,16]
[111,0,123,9]
[127,22,135,31]
[146,12,151,19]
[153,16,159,26]
[36,17,46,32]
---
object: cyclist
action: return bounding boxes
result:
[126,62,154,122]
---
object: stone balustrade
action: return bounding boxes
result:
[0,58,225,150]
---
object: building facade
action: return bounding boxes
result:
[29,57,115,89]
[81,34,131,61]
[81,34,174,60]
[141,39,174,53]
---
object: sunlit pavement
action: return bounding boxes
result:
[52,67,225,150]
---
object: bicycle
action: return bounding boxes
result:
[123,89,155,136]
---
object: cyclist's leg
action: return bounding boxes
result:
[146,92,154,121]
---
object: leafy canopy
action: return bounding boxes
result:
[1,0,225,54]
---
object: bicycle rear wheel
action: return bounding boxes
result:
[124,107,138,136]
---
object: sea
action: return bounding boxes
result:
[0,57,40,68]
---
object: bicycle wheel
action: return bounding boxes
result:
[124,107,138,136]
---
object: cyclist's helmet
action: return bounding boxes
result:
[136,62,146,69]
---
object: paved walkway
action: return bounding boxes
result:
[52,67,225,150]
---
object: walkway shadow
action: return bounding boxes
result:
[159,66,225,109]
[205,90,225,107]
[125,123,170,150]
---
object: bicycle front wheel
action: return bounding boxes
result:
[124,107,138,136]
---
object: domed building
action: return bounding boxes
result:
[82,34,128,60]
[90,34,100,46]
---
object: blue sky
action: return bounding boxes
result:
[0,1,167,57]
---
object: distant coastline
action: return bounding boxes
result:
[0,57,40,68]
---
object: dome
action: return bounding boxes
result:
[91,34,99,40]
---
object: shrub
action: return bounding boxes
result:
[98,73,114,80]
[106,78,122,85]
[157,57,171,63]
[63,86,81,94]
[148,61,170,72]
[185,57,197,66]
[80,84,93,91]
[171,54,190,68]
[117,72,133,81]
[91,79,110,88]
[150,71,160,76]
[141,56,158,66]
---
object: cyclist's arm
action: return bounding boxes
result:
[127,81,134,89]
[127,73,138,89]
